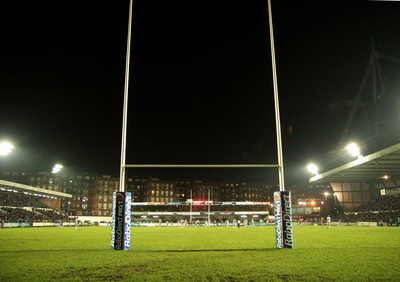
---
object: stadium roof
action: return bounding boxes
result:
[0,179,72,199]
[309,143,400,188]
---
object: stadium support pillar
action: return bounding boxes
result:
[111,192,131,250]
[274,191,293,249]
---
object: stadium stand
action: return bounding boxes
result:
[0,193,70,224]
[335,195,400,225]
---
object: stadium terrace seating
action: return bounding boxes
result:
[0,207,70,223]
[336,195,400,225]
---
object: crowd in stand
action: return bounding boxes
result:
[352,195,400,212]
[1,207,46,223]
[0,207,70,223]
[38,209,70,222]
[0,194,70,223]
[1,196,48,209]
[334,195,400,225]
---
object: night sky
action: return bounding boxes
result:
[1,0,400,184]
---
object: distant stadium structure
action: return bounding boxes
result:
[310,47,400,217]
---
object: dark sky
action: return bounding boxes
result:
[1,0,400,184]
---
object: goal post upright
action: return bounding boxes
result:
[268,0,293,249]
[111,0,133,251]
[119,0,133,193]
[268,0,284,193]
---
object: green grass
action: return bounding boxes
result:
[1,226,399,281]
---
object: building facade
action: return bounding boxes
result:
[1,170,330,220]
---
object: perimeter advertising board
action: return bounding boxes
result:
[274,191,293,249]
[111,192,131,250]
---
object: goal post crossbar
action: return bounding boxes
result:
[124,164,280,168]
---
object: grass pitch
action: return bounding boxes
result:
[1,225,399,281]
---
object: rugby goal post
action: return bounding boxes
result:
[112,0,292,251]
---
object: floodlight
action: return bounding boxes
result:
[52,163,63,173]
[306,163,319,175]
[0,141,14,156]
[345,143,361,158]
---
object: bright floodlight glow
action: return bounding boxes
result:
[345,143,360,157]
[52,164,63,173]
[0,141,14,156]
[307,163,319,175]
[324,192,330,196]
